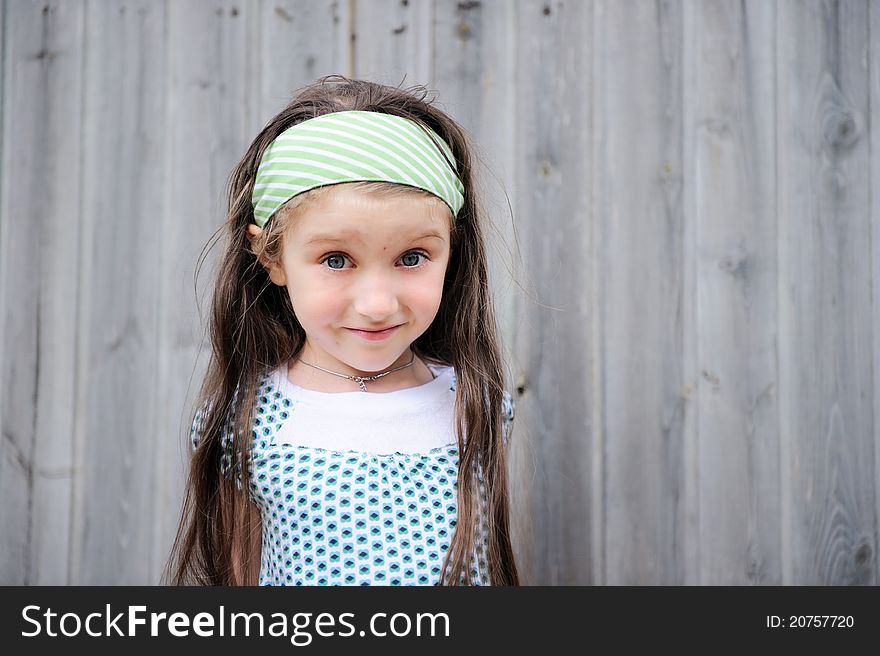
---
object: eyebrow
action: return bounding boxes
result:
[303,231,446,246]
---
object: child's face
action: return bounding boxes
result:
[254,183,452,376]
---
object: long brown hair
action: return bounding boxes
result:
[163,75,518,586]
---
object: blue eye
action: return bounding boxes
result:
[325,254,346,270]
[401,252,425,267]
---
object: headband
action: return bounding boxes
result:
[251,110,465,228]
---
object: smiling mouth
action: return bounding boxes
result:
[345,325,402,340]
[348,325,400,332]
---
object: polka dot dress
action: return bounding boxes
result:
[191,364,515,586]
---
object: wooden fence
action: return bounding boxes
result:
[1,0,878,585]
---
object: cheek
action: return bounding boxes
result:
[413,275,446,320]
[285,277,341,323]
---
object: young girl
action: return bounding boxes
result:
[165,75,518,586]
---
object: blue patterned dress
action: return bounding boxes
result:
[190,363,515,586]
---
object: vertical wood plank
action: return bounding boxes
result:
[596,0,686,584]
[871,0,880,587]
[352,0,432,86]
[777,0,875,584]
[156,0,252,584]
[70,0,164,584]
[0,0,24,587]
[29,0,83,587]
[690,0,781,584]
[680,0,699,585]
[0,0,84,585]
[503,0,595,585]
[0,0,34,585]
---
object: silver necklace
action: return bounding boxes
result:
[296,351,416,392]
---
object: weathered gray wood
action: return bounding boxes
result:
[777,0,875,585]
[0,0,84,585]
[596,0,686,585]
[871,0,880,587]
[69,0,165,584]
[688,0,781,585]
[154,0,253,585]
[0,0,29,587]
[505,0,596,585]
[0,0,6,581]
[0,0,34,585]
[353,0,432,87]
[680,0,699,584]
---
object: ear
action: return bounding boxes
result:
[246,224,287,286]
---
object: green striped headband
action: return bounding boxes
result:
[251,110,465,228]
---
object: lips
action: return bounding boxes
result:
[345,325,401,341]
[351,325,399,332]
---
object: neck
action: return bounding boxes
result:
[287,351,435,393]
[305,349,415,378]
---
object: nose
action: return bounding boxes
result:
[351,270,400,320]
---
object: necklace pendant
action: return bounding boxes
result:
[296,353,415,393]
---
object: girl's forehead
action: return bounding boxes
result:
[289,184,452,242]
